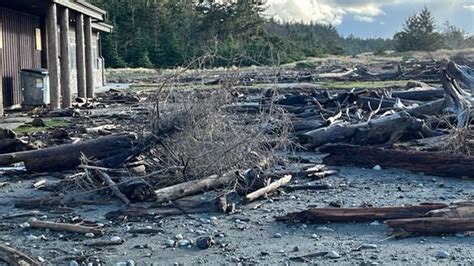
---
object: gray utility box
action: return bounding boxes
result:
[21,68,50,106]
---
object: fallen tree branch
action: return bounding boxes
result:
[96,171,131,205]
[386,217,474,235]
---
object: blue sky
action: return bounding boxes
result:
[265,0,474,38]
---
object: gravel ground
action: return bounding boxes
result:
[1,157,473,265]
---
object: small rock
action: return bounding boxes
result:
[31,118,45,127]
[274,233,282,238]
[85,233,95,238]
[126,260,136,266]
[175,234,184,240]
[435,250,449,259]
[355,244,378,251]
[372,165,382,171]
[68,261,79,266]
[177,239,190,247]
[165,239,175,247]
[326,250,340,259]
[196,236,214,249]
[114,262,127,266]
[316,226,335,232]
[26,234,38,241]
[110,236,122,242]
[369,221,380,226]
[455,233,465,238]
[311,234,318,239]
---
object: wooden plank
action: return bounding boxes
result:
[59,6,71,108]
[47,3,60,110]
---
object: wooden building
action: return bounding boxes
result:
[0,0,112,116]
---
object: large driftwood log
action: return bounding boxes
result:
[391,89,445,101]
[0,244,41,266]
[275,203,447,223]
[0,134,136,172]
[441,62,474,127]
[386,217,474,235]
[154,171,237,203]
[300,113,430,147]
[320,144,474,178]
[427,201,474,218]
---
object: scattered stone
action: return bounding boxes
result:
[126,260,136,266]
[68,261,79,266]
[110,236,123,243]
[85,233,95,238]
[114,262,127,266]
[435,250,449,259]
[177,239,190,247]
[369,221,380,226]
[372,165,382,171]
[316,226,335,232]
[175,234,184,240]
[355,244,378,251]
[326,250,341,259]
[311,234,318,239]
[31,118,45,127]
[165,239,175,247]
[196,236,214,249]
[274,233,282,238]
[26,234,38,241]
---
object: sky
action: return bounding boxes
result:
[264,0,474,38]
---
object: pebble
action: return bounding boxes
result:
[435,250,449,259]
[316,226,335,232]
[110,236,122,242]
[85,233,95,238]
[372,165,382,171]
[311,234,318,239]
[326,250,341,259]
[274,233,282,238]
[455,233,465,238]
[356,244,378,251]
[126,260,136,266]
[196,236,214,249]
[175,234,184,240]
[369,221,380,226]
[165,239,175,247]
[68,261,79,266]
[177,239,190,247]
[26,234,37,241]
[114,262,127,266]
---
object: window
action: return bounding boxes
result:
[35,28,42,51]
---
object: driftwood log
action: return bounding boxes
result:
[300,112,431,147]
[321,144,474,178]
[0,134,136,172]
[29,220,103,235]
[0,244,41,266]
[275,203,447,223]
[386,217,474,235]
[246,175,292,203]
[154,171,237,203]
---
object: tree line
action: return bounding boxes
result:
[88,1,473,68]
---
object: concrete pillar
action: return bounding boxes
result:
[75,13,86,98]
[47,3,60,109]
[84,16,94,99]
[59,7,71,108]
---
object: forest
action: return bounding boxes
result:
[89,1,473,68]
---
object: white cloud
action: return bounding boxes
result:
[464,5,474,11]
[354,15,375,23]
[265,0,384,25]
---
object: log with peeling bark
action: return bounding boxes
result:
[386,217,474,235]
[426,201,474,218]
[0,134,136,172]
[300,112,431,148]
[246,175,292,203]
[29,220,103,235]
[0,244,41,266]
[275,203,447,223]
[154,171,237,203]
[320,144,474,178]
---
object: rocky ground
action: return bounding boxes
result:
[1,159,473,265]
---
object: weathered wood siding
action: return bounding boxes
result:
[0,7,42,107]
